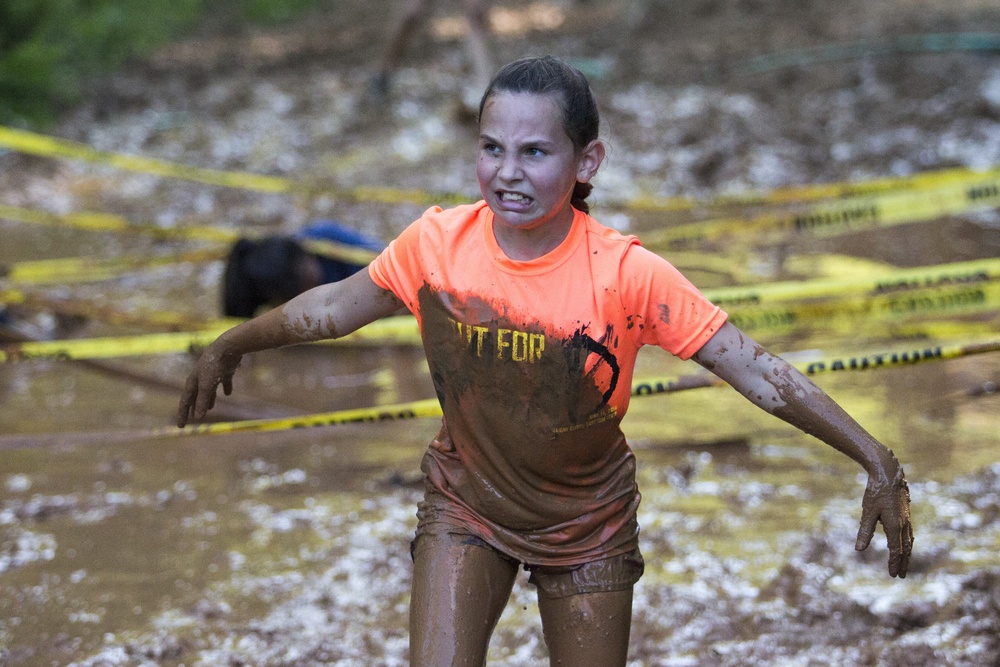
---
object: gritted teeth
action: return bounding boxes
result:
[499,191,530,203]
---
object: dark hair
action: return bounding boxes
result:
[222,236,307,318]
[478,55,600,213]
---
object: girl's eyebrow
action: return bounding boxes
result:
[478,132,559,148]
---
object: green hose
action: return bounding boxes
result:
[733,32,1000,75]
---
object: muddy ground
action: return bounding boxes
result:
[1,0,1000,665]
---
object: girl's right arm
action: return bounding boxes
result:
[177,269,405,426]
[692,321,913,577]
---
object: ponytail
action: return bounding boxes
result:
[571,181,593,213]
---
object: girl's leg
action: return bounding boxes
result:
[409,534,519,667]
[537,588,634,667]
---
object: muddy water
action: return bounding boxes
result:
[0,178,998,664]
[1,298,998,666]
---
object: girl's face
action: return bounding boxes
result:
[477,91,603,239]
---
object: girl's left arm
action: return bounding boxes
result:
[692,321,913,578]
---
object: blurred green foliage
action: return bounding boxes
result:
[0,0,326,127]
[240,0,326,24]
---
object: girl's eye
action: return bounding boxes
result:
[481,143,501,155]
[525,147,543,157]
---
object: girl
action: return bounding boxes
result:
[178,55,912,666]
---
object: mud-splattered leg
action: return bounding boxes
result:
[409,534,518,666]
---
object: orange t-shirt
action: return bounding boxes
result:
[369,201,728,565]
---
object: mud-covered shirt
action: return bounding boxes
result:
[369,201,728,565]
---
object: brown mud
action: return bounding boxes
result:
[1,0,1000,665]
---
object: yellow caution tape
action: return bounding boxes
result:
[0,126,291,193]
[98,336,1000,440]
[3,256,998,358]
[5,124,1000,212]
[876,321,1000,341]
[0,327,229,362]
[3,272,997,361]
[632,337,1000,396]
[705,257,1000,308]
[702,259,1000,335]
[0,204,240,243]
[794,338,1000,375]
[0,126,474,206]
[642,174,1000,246]
[0,315,422,362]
[0,289,230,331]
[0,204,384,274]
[299,238,379,265]
[17,254,984,333]
[620,165,1000,212]
[1,248,229,284]
[0,242,374,286]
[0,336,994,448]
[725,282,1000,334]
[324,184,471,207]
[171,398,446,438]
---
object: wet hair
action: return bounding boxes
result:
[478,55,600,213]
[222,236,307,318]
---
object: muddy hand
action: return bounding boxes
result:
[855,458,913,578]
[176,346,242,427]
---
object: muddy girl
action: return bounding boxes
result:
[178,55,914,666]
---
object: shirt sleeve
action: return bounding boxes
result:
[368,207,442,317]
[618,243,728,360]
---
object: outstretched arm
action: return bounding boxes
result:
[692,321,913,578]
[177,270,405,427]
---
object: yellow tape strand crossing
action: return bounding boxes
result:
[0,204,239,243]
[722,283,1000,335]
[0,315,423,362]
[632,338,1000,396]
[0,336,992,450]
[5,124,1000,211]
[0,248,229,284]
[705,258,1000,308]
[621,165,1000,212]
[0,126,291,193]
[0,289,230,331]
[0,126,473,206]
[0,204,380,273]
[3,258,998,361]
[642,175,1000,246]
[172,336,1000,436]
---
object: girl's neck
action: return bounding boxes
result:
[492,214,574,261]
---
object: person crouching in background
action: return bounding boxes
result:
[222,221,384,318]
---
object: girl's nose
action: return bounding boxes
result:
[497,155,522,181]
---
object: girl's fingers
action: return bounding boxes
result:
[177,373,200,427]
[855,510,877,552]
